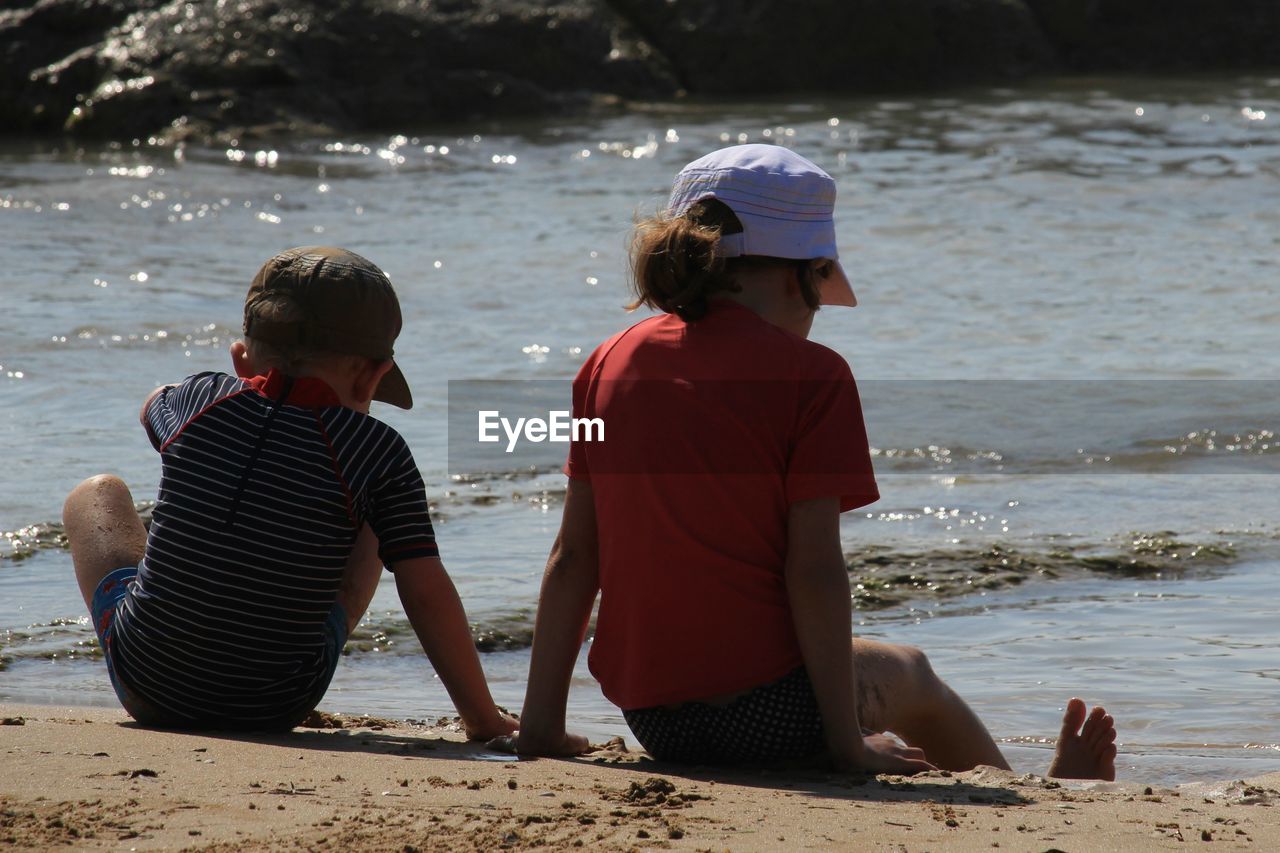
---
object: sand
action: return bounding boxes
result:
[1,703,1276,851]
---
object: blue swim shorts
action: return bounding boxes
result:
[91,566,349,730]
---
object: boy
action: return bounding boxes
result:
[64,246,516,737]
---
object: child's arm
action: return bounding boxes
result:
[785,496,935,775]
[393,556,518,740]
[514,479,599,756]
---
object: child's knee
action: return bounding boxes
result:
[895,644,947,701]
[63,475,145,560]
[89,473,133,497]
[898,644,932,673]
[65,473,131,505]
[64,474,120,522]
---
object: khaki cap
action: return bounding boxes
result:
[243,246,413,409]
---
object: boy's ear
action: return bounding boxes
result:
[352,358,395,406]
[230,341,256,378]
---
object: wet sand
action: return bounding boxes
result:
[2,704,1276,850]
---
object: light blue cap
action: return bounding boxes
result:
[668,144,856,306]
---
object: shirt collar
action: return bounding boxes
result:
[247,368,343,408]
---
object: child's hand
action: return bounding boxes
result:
[464,710,519,742]
[496,728,591,757]
[834,732,936,776]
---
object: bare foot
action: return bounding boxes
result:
[1047,697,1117,781]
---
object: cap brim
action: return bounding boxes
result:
[818,260,857,307]
[374,361,413,409]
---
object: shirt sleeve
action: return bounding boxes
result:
[563,350,598,481]
[366,433,440,570]
[144,373,245,451]
[784,354,880,512]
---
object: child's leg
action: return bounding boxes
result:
[63,475,148,608]
[852,638,1116,779]
[335,523,383,634]
[851,637,1010,772]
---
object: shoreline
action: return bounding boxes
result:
[3,704,1277,850]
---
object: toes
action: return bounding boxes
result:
[1080,705,1108,740]
[1059,697,1087,739]
[1085,712,1115,747]
[1050,701,1119,782]
[1088,715,1117,762]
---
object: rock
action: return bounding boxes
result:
[606,0,1054,93]
[1,0,1277,142]
[0,0,164,133]
[1,0,677,140]
[1023,0,1280,71]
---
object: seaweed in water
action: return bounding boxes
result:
[846,532,1239,610]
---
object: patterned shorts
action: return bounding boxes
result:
[622,667,826,765]
[91,566,169,724]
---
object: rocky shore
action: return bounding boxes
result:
[2,1,1278,142]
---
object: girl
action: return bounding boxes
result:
[512,145,1116,778]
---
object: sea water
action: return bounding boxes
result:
[2,74,1278,784]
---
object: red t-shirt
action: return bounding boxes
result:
[566,300,879,710]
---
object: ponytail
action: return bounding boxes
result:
[627,199,825,320]
[628,200,742,322]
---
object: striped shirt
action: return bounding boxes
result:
[111,370,438,725]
